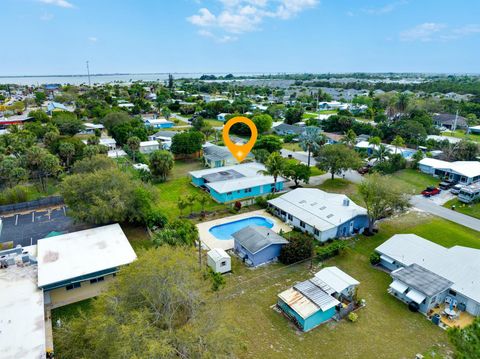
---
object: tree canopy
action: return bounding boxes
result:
[316,144,362,180]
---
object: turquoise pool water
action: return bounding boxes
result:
[209,216,274,240]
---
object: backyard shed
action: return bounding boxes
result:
[207,248,231,274]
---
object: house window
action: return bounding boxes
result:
[221,261,226,267]
[227,192,232,195]
[300,221,305,228]
[449,289,457,296]
[66,282,81,291]
[245,188,252,193]
[314,228,320,236]
[90,276,105,284]
[430,296,437,304]
[281,210,286,216]
[287,214,293,220]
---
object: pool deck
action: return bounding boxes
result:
[197,210,292,251]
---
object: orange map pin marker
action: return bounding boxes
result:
[222,116,258,162]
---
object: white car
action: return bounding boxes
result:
[450,184,463,195]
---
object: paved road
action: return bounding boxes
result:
[281,149,317,166]
[411,196,480,232]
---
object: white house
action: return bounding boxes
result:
[217,113,229,122]
[81,122,105,135]
[207,248,231,274]
[139,140,160,154]
[376,234,480,316]
[418,158,480,185]
[267,188,368,242]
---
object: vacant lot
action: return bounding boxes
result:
[389,169,439,194]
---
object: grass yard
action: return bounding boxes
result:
[121,224,154,253]
[281,142,302,151]
[388,169,439,195]
[442,130,480,143]
[155,177,226,220]
[317,178,363,205]
[318,110,338,115]
[309,166,324,176]
[216,212,468,358]
[169,159,204,180]
[444,198,480,220]
[302,112,320,119]
[204,119,225,127]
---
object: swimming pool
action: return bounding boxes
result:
[209,216,274,240]
[401,149,416,158]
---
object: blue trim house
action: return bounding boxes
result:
[143,118,174,129]
[232,226,289,267]
[189,163,287,204]
[268,188,368,242]
[278,267,359,331]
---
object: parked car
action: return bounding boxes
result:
[439,181,455,190]
[357,166,371,175]
[421,186,441,197]
[451,184,463,195]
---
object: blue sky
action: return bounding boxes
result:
[1,0,480,75]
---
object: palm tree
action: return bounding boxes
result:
[372,144,389,163]
[391,135,405,154]
[342,129,357,148]
[197,194,209,217]
[127,136,140,163]
[396,93,410,114]
[257,152,285,192]
[299,126,325,167]
[186,194,197,215]
[177,198,188,216]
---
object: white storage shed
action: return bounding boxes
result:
[207,248,231,274]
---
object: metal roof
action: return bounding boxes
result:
[418,158,480,178]
[202,169,245,183]
[314,266,360,293]
[232,226,288,254]
[278,287,319,319]
[268,188,367,232]
[207,248,230,261]
[376,234,480,303]
[392,264,452,297]
[294,279,340,312]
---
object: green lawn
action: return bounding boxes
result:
[282,142,302,151]
[204,119,224,127]
[318,110,338,115]
[169,159,204,180]
[218,212,465,358]
[442,130,480,143]
[317,178,363,205]
[444,198,480,220]
[388,169,439,195]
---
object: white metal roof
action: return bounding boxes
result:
[376,234,480,303]
[406,288,426,304]
[314,266,360,293]
[140,140,160,147]
[389,280,408,294]
[419,158,480,178]
[37,224,137,288]
[0,265,45,359]
[207,248,230,261]
[268,188,367,232]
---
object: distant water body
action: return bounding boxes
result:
[0,73,265,85]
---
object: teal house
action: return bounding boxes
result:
[189,162,286,203]
[278,267,360,331]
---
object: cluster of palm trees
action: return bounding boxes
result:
[298,126,327,167]
[367,135,406,164]
[177,193,210,217]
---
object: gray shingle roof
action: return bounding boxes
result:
[392,263,453,297]
[232,226,289,254]
[433,113,467,128]
[273,123,305,135]
[203,144,233,161]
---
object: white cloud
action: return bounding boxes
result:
[400,23,480,42]
[39,0,74,8]
[400,22,446,42]
[363,0,407,15]
[88,37,98,43]
[187,0,318,41]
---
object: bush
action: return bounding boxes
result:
[255,196,268,208]
[279,233,313,265]
[315,241,347,260]
[205,268,226,292]
[348,312,358,322]
[0,185,29,205]
[369,252,381,265]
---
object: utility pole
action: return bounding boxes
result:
[86,61,91,87]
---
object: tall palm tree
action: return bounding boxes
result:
[299,126,325,167]
[396,93,410,114]
[372,144,389,163]
[257,152,285,192]
[342,129,357,148]
[391,135,405,154]
[127,136,140,163]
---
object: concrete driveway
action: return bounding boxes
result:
[280,149,317,166]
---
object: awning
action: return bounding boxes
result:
[380,254,395,264]
[406,288,426,304]
[389,280,408,294]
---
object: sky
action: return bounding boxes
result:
[1,0,480,75]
